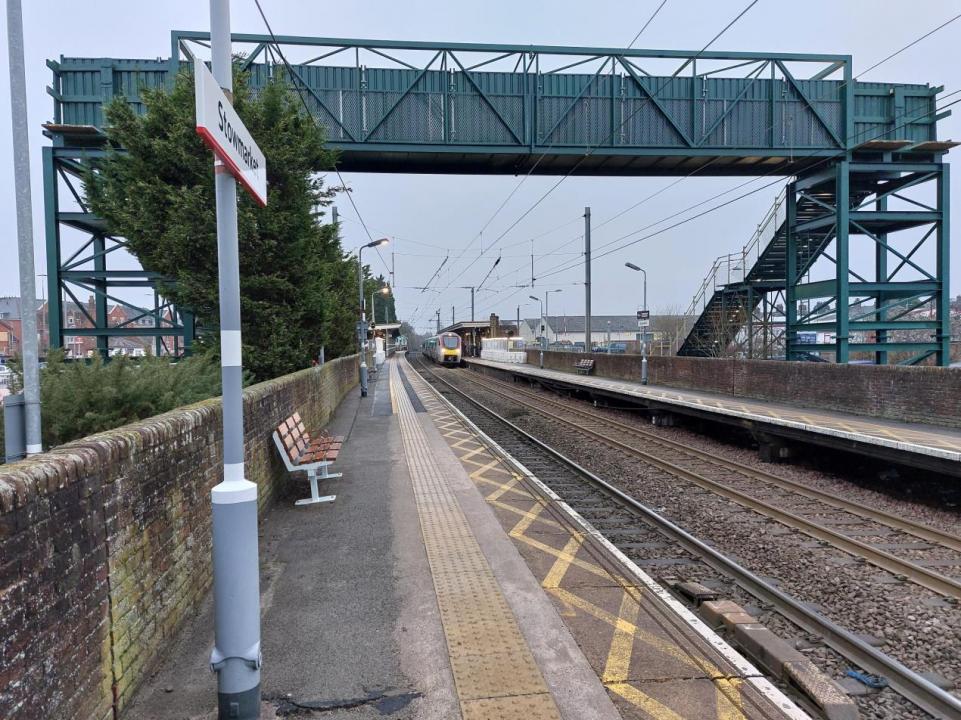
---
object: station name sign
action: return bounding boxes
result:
[194,58,267,206]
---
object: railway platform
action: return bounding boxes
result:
[465,357,961,476]
[125,354,810,720]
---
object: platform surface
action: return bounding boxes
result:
[122,355,808,720]
[466,357,961,465]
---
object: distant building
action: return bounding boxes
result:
[516,314,694,354]
[0,295,179,359]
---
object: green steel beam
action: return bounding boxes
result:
[795,321,938,332]
[794,280,940,299]
[62,327,190,338]
[794,210,939,234]
[835,160,850,363]
[42,146,62,350]
[784,183,798,360]
[937,165,950,365]
[170,31,852,63]
[875,194,888,364]
[789,342,941,353]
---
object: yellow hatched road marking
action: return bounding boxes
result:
[543,534,584,589]
[607,682,687,720]
[717,678,748,720]
[602,590,639,684]
[405,361,756,719]
[548,588,725,679]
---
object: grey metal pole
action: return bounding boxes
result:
[3,393,25,462]
[516,306,520,338]
[331,205,338,225]
[6,0,42,455]
[584,207,591,353]
[358,249,368,397]
[545,293,549,344]
[207,3,261,717]
[470,286,475,322]
[641,267,648,384]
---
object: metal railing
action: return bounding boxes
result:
[684,188,787,321]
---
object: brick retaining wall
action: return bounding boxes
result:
[523,350,961,429]
[0,356,358,720]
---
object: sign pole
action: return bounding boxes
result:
[207,1,261,717]
[6,0,42,456]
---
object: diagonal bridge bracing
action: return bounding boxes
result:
[42,32,953,361]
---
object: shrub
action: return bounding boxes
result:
[0,351,222,455]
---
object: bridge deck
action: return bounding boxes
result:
[48,33,947,177]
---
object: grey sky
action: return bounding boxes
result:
[0,0,958,337]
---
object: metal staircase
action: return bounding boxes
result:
[678,183,872,357]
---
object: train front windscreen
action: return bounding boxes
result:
[443,336,460,349]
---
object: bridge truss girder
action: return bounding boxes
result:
[785,156,950,365]
[42,133,195,358]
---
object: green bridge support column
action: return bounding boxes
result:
[93,234,108,358]
[42,146,62,350]
[785,183,798,360]
[937,164,951,366]
[835,160,850,364]
[874,192,888,366]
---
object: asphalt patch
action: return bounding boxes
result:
[269,688,423,716]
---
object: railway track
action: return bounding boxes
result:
[457,364,961,600]
[408,356,961,720]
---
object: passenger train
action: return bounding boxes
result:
[422,332,463,366]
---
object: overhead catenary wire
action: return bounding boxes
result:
[431,2,668,295]
[447,2,760,265]
[534,93,961,283]
[252,0,392,275]
[411,0,762,315]
[463,85,960,321]
[465,31,961,319]
[627,0,669,50]
[434,2,957,314]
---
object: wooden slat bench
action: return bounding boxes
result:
[574,359,595,375]
[272,411,345,506]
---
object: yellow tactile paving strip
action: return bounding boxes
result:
[467,358,961,460]
[389,361,562,720]
[405,363,799,720]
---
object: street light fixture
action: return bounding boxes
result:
[357,238,389,397]
[625,262,649,385]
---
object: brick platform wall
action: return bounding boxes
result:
[0,356,358,720]
[523,350,961,429]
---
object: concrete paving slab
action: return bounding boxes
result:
[121,370,457,720]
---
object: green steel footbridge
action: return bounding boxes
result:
[43,32,954,363]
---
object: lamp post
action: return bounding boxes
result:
[545,289,563,344]
[358,238,389,397]
[516,302,532,340]
[625,262,648,385]
[370,285,390,366]
[529,295,545,368]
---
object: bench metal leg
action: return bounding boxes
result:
[295,469,338,506]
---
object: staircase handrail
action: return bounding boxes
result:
[683,187,788,320]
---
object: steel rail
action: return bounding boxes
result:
[458,369,961,599]
[409,357,961,720]
[466,368,961,553]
